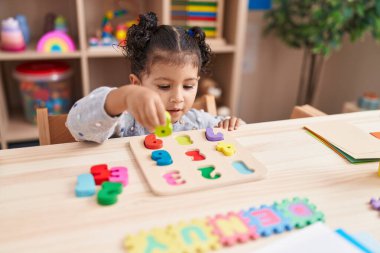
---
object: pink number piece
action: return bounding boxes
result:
[109,166,128,186]
[163,171,186,186]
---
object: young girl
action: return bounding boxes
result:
[66,12,242,143]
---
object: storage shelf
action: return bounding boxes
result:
[86,42,236,58]
[0,0,248,149]
[0,50,82,61]
[86,46,124,58]
[5,115,38,142]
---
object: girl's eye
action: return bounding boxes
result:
[184,84,195,90]
[158,85,170,90]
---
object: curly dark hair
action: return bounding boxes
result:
[124,12,213,78]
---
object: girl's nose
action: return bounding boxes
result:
[169,96,183,103]
[169,91,184,103]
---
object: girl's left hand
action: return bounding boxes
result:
[217,117,240,131]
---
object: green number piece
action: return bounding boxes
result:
[198,166,221,180]
[155,112,173,137]
[97,181,123,205]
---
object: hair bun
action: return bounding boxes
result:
[138,12,158,31]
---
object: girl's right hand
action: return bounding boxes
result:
[124,85,167,132]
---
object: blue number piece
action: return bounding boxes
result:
[151,150,173,166]
[232,161,254,174]
[75,173,96,197]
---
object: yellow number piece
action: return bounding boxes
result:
[216,142,236,156]
[155,111,173,137]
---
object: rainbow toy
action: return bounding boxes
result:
[36,31,76,53]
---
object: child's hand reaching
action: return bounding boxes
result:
[125,86,167,132]
[105,85,166,132]
[217,117,240,131]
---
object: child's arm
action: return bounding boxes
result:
[66,87,126,143]
[66,85,166,143]
[189,109,243,131]
[104,85,166,132]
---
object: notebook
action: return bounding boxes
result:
[304,121,380,163]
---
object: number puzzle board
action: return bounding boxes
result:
[129,128,267,195]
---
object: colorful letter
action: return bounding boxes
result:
[163,171,186,185]
[152,150,173,166]
[75,173,95,197]
[198,166,221,180]
[216,142,236,156]
[97,182,123,205]
[125,228,176,253]
[110,166,128,186]
[241,206,293,236]
[90,164,110,185]
[205,127,224,141]
[273,197,324,228]
[144,134,163,149]
[208,212,259,246]
[169,219,221,252]
[155,111,173,137]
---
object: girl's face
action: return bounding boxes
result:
[134,62,199,123]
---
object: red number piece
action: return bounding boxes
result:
[90,164,110,185]
[144,134,163,149]
[185,150,206,161]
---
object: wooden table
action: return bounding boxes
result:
[1,111,380,253]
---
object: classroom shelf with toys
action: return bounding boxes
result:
[0,0,248,149]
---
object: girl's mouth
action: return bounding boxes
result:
[167,109,182,117]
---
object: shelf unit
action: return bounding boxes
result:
[0,0,248,149]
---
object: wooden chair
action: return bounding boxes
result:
[192,94,217,116]
[36,95,217,145]
[37,108,76,145]
[290,104,327,119]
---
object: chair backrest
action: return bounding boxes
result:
[36,108,75,145]
[192,94,217,116]
[36,94,218,145]
[290,104,327,119]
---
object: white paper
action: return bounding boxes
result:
[255,222,363,253]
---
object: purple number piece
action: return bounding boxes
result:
[205,127,224,141]
[370,198,380,210]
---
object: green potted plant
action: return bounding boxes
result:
[264,0,380,105]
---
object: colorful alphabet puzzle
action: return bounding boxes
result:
[129,128,267,195]
[124,197,325,253]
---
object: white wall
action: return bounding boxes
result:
[239,11,380,123]
[239,12,302,123]
[315,34,380,114]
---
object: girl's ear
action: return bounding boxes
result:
[129,74,141,85]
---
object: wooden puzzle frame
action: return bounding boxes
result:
[129,128,267,195]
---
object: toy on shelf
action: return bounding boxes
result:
[15,15,30,44]
[37,31,76,53]
[357,92,380,110]
[88,1,140,48]
[13,61,73,124]
[36,14,76,53]
[0,17,27,52]
[54,15,68,33]
[171,0,226,46]
[193,77,231,117]
[89,10,136,47]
